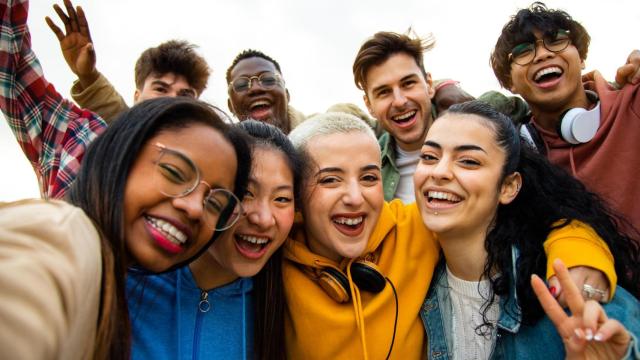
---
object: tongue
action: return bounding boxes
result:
[250,106,272,120]
[237,239,263,253]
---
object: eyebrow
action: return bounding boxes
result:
[317,164,381,175]
[423,140,487,154]
[370,74,419,95]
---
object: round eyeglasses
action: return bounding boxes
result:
[153,143,243,231]
[508,30,572,66]
[229,72,283,93]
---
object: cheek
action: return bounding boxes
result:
[273,207,295,242]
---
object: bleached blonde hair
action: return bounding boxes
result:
[288,111,377,153]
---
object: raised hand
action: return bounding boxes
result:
[532,259,630,360]
[615,50,640,87]
[547,265,610,307]
[45,0,98,87]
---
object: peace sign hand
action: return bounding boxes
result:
[531,259,631,360]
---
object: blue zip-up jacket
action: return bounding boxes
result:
[127,266,254,360]
[420,250,640,359]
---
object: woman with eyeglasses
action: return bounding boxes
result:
[0,97,251,359]
[281,111,617,359]
[127,120,301,360]
[414,101,640,359]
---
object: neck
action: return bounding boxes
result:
[438,228,489,281]
[530,90,591,131]
[189,251,239,290]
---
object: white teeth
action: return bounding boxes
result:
[427,191,461,202]
[534,66,563,81]
[334,216,363,226]
[146,216,188,244]
[392,110,417,121]
[239,235,269,245]
[250,100,270,110]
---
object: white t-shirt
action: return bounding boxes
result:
[393,144,421,203]
[446,266,500,360]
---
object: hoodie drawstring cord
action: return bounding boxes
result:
[347,260,369,360]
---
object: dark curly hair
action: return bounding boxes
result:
[225,49,283,84]
[490,2,591,89]
[444,101,640,332]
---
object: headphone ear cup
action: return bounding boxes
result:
[351,260,386,293]
[557,106,599,144]
[318,268,350,303]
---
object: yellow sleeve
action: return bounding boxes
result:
[543,219,617,297]
[70,72,130,124]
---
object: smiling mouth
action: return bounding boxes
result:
[332,215,365,236]
[534,66,563,84]
[144,215,189,254]
[391,110,417,125]
[234,234,271,259]
[249,100,272,119]
[426,191,462,208]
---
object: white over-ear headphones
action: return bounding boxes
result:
[557,90,601,145]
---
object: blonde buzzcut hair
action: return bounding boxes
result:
[288,111,377,153]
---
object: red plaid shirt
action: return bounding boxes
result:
[0,0,106,199]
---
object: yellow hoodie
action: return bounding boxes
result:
[283,200,615,359]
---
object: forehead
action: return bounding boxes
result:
[230,57,279,79]
[144,72,191,86]
[251,147,293,182]
[364,52,424,91]
[428,114,499,149]
[307,131,381,168]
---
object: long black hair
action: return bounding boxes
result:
[237,120,303,360]
[67,97,251,359]
[445,101,640,328]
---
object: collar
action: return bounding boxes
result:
[379,132,397,169]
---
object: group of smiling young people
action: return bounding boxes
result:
[1,0,639,359]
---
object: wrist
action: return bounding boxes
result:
[78,70,100,90]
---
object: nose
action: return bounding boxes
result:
[391,87,408,108]
[172,183,208,222]
[247,77,263,93]
[342,180,365,207]
[532,39,555,63]
[245,199,276,230]
[430,156,453,181]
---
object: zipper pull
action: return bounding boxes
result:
[198,290,211,313]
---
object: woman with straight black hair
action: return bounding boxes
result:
[127,120,301,360]
[415,100,640,359]
[0,96,251,359]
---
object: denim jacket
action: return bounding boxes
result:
[420,249,640,359]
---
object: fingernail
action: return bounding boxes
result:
[549,286,557,297]
[594,332,603,341]
[585,328,593,341]
[574,329,583,339]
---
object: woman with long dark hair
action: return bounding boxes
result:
[0,97,251,359]
[415,100,640,359]
[127,120,301,360]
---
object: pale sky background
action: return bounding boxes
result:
[1,0,638,201]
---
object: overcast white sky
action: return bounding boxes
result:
[1,0,638,200]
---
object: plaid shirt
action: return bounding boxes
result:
[0,0,106,199]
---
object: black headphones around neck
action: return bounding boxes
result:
[315,255,386,303]
[556,90,601,144]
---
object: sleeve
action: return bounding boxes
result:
[477,90,530,126]
[0,0,106,199]
[70,72,130,123]
[0,200,103,359]
[543,219,617,297]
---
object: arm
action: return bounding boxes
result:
[46,0,128,122]
[0,0,106,199]
[432,79,475,115]
[543,220,617,302]
[0,200,103,359]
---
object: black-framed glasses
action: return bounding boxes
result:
[153,143,243,231]
[228,72,283,93]
[508,30,572,66]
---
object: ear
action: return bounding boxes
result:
[499,172,522,205]
[227,98,236,114]
[133,89,141,103]
[580,59,586,70]
[425,72,435,100]
[363,94,373,116]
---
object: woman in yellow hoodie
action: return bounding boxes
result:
[282,111,617,359]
